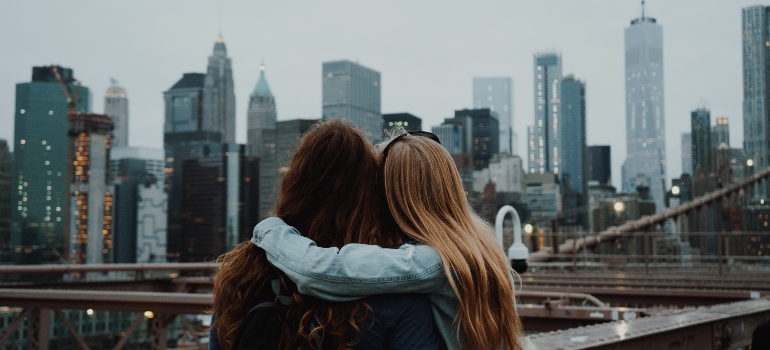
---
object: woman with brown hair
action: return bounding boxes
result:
[254,131,523,350]
[210,121,443,350]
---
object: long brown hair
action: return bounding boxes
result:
[212,120,405,350]
[381,135,523,350]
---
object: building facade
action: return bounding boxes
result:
[624,11,667,210]
[742,6,770,198]
[180,144,258,263]
[12,66,90,265]
[247,64,276,158]
[560,76,588,226]
[530,53,562,174]
[164,72,223,261]
[691,108,714,177]
[203,34,236,144]
[322,60,381,142]
[0,140,10,263]
[682,133,693,176]
[68,113,115,265]
[111,147,165,263]
[588,145,611,186]
[473,77,514,154]
[104,79,129,148]
[712,117,730,148]
[455,109,499,170]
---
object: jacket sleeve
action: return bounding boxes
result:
[252,217,447,302]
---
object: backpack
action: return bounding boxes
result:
[231,279,295,350]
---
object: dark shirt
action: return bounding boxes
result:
[209,293,444,350]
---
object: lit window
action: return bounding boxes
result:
[49,111,53,115]
[45,161,50,165]
[20,140,25,145]
[20,109,25,114]
[42,140,46,145]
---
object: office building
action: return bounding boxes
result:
[137,179,167,263]
[322,60,381,142]
[712,117,730,148]
[488,154,524,194]
[247,63,276,158]
[731,149,746,182]
[203,33,236,143]
[111,147,165,263]
[742,6,770,193]
[623,6,667,210]
[588,146,611,186]
[682,133,693,176]
[530,52,562,174]
[474,77,514,154]
[560,76,588,226]
[164,72,223,260]
[104,79,129,148]
[259,119,319,219]
[180,144,258,263]
[12,66,90,265]
[68,113,115,265]
[524,173,561,223]
[436,115,473,155]
[0,140,10,263]
[454,109,499,170]
[691,108,713,176]
[383,113,422,134]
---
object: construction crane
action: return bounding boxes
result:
[51,66,80,115]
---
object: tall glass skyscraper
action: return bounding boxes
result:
[691,108,713,177]
[712,117,730,148]
[473,77,513,154]
[203,33,236,144]
[742,5,770,197]
[560,76,587,226]
[247,63,276,158]
[623,8,666,210]
[164,72,222,260]
[681,133,693,176]
[322,60,381,142]
[530,52,562,175]
[12,66,90,265]
[104,79,129,148]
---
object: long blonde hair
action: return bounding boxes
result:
[381,134,522,350]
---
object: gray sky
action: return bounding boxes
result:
[0,1,761,190]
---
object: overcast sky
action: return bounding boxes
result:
[0,1,763,189]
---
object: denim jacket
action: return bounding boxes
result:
[252,217,464,350]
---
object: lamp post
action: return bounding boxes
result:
[747,159,755,200]
[495,205,529,274]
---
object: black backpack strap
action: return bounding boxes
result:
[272,279,294,306]
[245,301,284,315]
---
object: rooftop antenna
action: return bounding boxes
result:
[641,0,646,19]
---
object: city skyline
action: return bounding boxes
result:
[0,1,757,190]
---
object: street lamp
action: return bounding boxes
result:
[671,186,680,196]
[613,200,626,213]
[524,224,534,235]
[495,205,529,274]
[747,159,754,167]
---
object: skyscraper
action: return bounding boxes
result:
[0,139,10,263]
[247,63,276,158]
[560,76,588,226]
[203,33,236,143]
[164,72,222,261]
[111,147,165,263]
[12,66,90,265]
[68,113,115,265]
[322,60,381,142]
[473,77,514,154]
[712,117,730,148]
[742,6,770,192]
[180,143,258,263]
[681,133,693,175]
[454,109,499,170]
[104,79,129,148]
[588,145,611,186]
[624,5,666,210]
[257,119,318,219]
[530,52,562,174]
[691,108,713,176]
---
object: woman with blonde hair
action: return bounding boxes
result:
[254,131,523,349]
